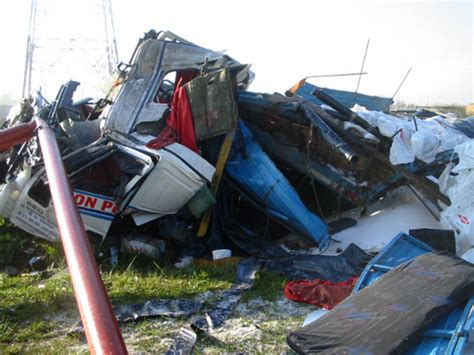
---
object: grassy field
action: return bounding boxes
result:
[0,218,309,353]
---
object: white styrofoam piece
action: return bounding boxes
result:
[461,248,474,264]
[324,197,441,255]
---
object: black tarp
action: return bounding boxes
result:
[199,178,371,282]
[409,228,456,253]
[287,252,474,354]
[258,243,371,283]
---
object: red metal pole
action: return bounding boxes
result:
[35,116,127,355]
[0,121,37,152]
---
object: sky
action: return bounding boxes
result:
[0,0,472,106]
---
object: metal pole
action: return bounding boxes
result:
[391,67,413,100]
[350,38,370,105]
[35,116,127,355]
[22,0,36,97]
[0,121,37,152]
[304,72,368,79]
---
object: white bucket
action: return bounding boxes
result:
[212,249,231,260]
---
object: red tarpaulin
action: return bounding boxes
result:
[284,277,359,310]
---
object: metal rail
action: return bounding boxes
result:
[0,121,36,152]
[35,116,127,355]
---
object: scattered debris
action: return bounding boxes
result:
[167,258,259,354]
[70,299,204,334]
[1,28,473,352]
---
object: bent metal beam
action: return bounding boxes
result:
[0,121,37,152]
[35,116,127,354]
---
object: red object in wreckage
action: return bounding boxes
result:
[35,116,127,355]
[284,277,359,310]
[0,121,37,152]
[146,78,200,154]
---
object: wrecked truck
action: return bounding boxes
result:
[0,30,253,255]
[2,28,473,262]
[1,28,474,355]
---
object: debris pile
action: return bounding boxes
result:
[1,29,473,353]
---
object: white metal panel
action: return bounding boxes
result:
[129,146,215,214]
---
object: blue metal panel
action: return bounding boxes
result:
[226,121,330,248]
[353,232,474,354]
[353,233,433,291]
[295,82,394,112]
[452,297,474,354]
[407,305,467,354]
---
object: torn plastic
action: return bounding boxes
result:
[70,298,204,333]
[284,277,359,310]
[439,140,474,255]
[352,104,470,165]
[259,243,371,282]
[166,258,259,354]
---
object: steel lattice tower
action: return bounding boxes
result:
[22,0,119,99]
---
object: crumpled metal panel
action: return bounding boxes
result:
[128,143,215,215]
[105,39,220,135]
[226,121,329,248]
[105,39,165,134]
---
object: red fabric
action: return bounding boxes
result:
[146,78,200,154]
[175,69,198,87]
[284,277,359,310]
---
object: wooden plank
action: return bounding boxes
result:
[197,131,235,237]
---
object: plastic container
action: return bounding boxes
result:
[187,185,216,218]
[212,249,231,260]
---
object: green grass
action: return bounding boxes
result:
[0,262,239,351]
[0,220,292,353]
[244,269,287,302]
[0,218,63,271]
[104,263,236,305]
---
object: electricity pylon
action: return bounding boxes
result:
[22,0,119,99]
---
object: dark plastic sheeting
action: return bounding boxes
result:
[259,243,371,283]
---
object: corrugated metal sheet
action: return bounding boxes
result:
[296,82,393,112]
[225,121,329,248]
[354,232,474,354]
